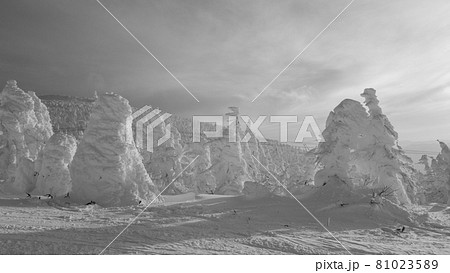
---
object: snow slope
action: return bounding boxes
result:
[0,193,448,254]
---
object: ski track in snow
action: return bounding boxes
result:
[0,195,449,255]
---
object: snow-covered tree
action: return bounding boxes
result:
[424,141,450,204]
[418,153,447,204]
[419,155,432,175]
[0,80,53,194]
[70,93,159,206]
[33,133,77,197]
[315,89,422,204]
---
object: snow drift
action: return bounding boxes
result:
[70,93,159,206]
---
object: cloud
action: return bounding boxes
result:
[1,0,449,141]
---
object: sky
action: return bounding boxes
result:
[1,0,449,143]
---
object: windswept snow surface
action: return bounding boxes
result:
[0,193,449,254]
